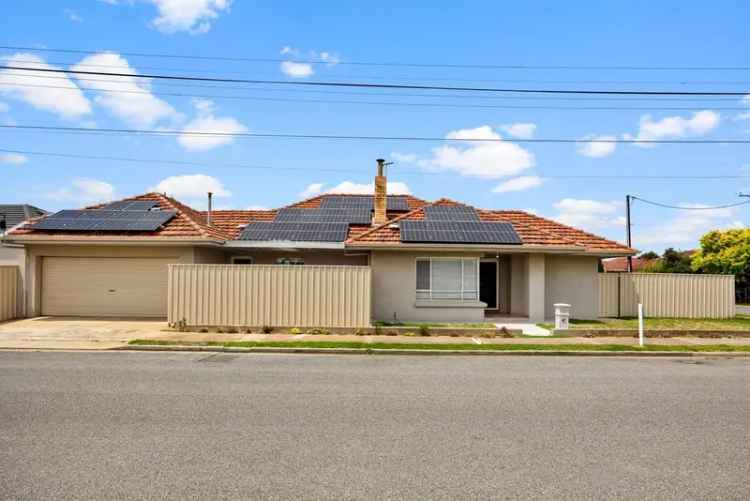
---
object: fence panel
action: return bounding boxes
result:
[169,264,371,328]
[598,273,735,319]
[0,266,19,322]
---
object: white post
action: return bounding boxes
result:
[638,303,644,347]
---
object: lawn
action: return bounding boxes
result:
[128,339,750,353]
[372,321,496,328]
[538,315,750,331]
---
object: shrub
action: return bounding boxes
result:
[374,325,383,336]
[289,327,302,335]
[386,330,398,336]
[307,328,330,336]
[215,326,225,334]
[242,327,252,334]
[499,327,514,338]
[481,330,497,339]
[403,331,417,337]
[198,327,209,333]
[418,324,431,337]
[225,326,238,334]
[262,325,274,334]
[354,329,367,336]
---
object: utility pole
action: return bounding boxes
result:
[625,195,633,272]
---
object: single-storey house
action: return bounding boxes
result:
[4,161,634,323]
[1,204,47,316]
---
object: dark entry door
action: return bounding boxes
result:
[480,261,498,309]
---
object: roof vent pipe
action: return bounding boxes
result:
[207,192,213,226]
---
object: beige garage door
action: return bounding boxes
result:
[42,257,173,317]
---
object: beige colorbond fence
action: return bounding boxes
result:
[168,264,371,328]
[0,266,19,322]
[599,273,735,319]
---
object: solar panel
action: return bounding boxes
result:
[275,208,372,225]
[400,221,522,244]
[320,195,410,211]
[32,210,176,231]
[424,205,480,222]
[239,222,349,242]
[102,200,160,211]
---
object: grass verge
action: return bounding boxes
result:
[538,315,750,331]
[128,339,750,352]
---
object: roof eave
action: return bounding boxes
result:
[3,235,226,246]
[226,240,345,250]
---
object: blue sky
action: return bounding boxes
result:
[2,0,749,251]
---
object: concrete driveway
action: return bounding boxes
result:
[737,305,750,315]
[0,317,174,349]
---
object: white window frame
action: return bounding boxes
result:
[416,257,480,301]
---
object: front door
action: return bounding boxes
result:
[480,260,498,309]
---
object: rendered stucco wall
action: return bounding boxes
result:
[509,254,528,316]
[544,255,599,320]
[225,250,368,266]
[370,250,486,323]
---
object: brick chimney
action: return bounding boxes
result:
[373,158,388,226]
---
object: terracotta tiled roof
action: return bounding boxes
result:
[347,199,634,254]
[287,193,428,212]
[601,256,653,272]
[202,209,277,239]
[9,193,230,241]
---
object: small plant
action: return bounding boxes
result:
[386,330,398,336]
[242,327,252,334]
[418,324,431,337]
[289,327,302,335]
[262,325,274,334]
[450,332,460,337]
[215,326,225,334]
[374,325,383,336]
[403,331,417,337]
[354,329,367,336]
[481,330,497,339]
[225,326,238,334]
[499,327,514,338]
[198,327,209,333]
[173,318,188,332]
[307,328,330,336]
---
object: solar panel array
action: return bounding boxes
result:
[275,207,372,225]
[320,195,410,211]
[32,209,177,231]
[424,205,480,222]
[400,221,522,244]
[102,200,160,211]
[239,222,349,242]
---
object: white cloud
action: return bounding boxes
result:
[624,110,720,147]
[577,134,617,158]
[300,180,412,198]
[71,52,179,127]
[0,53,92,119]
[736,111,750,122]
[48,178,116,204]
[492,175,544,193]
[553,198,625,231]
[636,205,743,247]
[327,180,411,195]
[177,98,247,151]
[743,94,750,105]
[408,125,535,179]
[0,153,28,165]
[150,174,231,199]
[280,61,314,78]
[391,152,418,163]
[0,102,8,113]
[147,0,232,34]
[64,9,83,22]
[500,122,536,139]
[299,182,325,199]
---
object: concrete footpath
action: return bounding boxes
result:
[2,317,750,351]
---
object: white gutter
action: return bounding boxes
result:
[4,236,225,246]
[344,243,634,257]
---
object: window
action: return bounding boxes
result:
[231,257,255,265]
[276,257,304,265]
[416,258,479,301]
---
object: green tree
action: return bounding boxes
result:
[642,248,693,273]
[692,229,750,286]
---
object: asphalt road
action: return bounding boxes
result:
[1,352,748,500]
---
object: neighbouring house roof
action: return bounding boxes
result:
[8,193,229,241]
[0,204,47,231]
[6,192,635,255]
[601,256,654,272]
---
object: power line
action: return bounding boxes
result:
[4,148,749,181]
[4,45,750,72]
[10,72,741,102]
[3,65,749,96]
[4,82,746,112]
[631,196,750,210]
[4,124,750,144]
[8,56,750,86]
